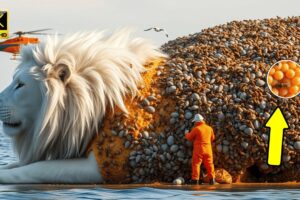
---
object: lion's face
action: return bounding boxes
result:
[0,31,164,164]
[0,61,43,137]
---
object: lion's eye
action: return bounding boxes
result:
[15,82,25,90]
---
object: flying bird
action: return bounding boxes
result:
[144,27,168,37]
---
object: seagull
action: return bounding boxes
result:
[144,27,168,37]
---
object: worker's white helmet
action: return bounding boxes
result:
[192,114,204,122]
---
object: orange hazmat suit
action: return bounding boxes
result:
[185,121,215,181]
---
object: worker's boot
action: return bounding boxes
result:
[198,179,203,185]
[187,179,198,185]
[209,178,216,185]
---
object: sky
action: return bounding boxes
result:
[0,0,299,90]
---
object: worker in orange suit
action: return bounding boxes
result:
[185,114,216,185]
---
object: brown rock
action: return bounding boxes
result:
[215,168,233,184]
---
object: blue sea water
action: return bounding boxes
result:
[0,186,299,200]
[0,123,300,200]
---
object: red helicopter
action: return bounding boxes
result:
[0,29,52,60]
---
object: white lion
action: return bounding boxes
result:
[0,29,164,183]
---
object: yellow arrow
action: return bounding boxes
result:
[265,107,289,166]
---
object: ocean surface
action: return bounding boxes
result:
[1,123,300,200]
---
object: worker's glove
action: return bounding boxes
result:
[184,129,189,134]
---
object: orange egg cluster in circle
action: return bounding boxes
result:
[267,60,300,98]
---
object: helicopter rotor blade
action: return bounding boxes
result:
[25,32,61,35]
[23,28,52,34]
[13,29,52,36]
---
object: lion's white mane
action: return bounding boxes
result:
[14,29,165,165]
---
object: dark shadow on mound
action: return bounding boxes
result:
[241,164,300,183]
[241,165,266,182]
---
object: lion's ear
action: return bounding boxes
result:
[57,64,71,83]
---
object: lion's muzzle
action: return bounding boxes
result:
[0,98,21,127]
[0,106,13,122]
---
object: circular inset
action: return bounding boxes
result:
[267,60,300,98]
